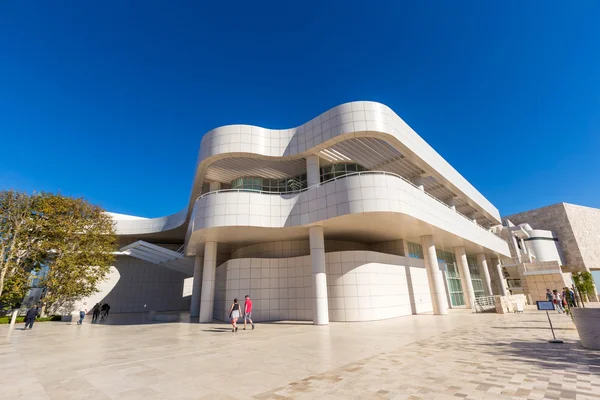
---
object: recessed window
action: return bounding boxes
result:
[230,174,307,193]
[407,241,423,259]
[319,163,367,182]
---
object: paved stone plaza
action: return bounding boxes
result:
[1,309,599,400]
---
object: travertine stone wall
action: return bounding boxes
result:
[495,294,528,313]
[522,271,571,302]
[506,203,584,271]
[563,203,600,272]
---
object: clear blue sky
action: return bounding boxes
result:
[2,1,600,219]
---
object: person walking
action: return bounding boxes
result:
[101,303,111,318]
[562,288,570,313]
[92,303,101,322]
[571,285,579,307]
[77,304,88,325]
[24,306,39,330]
[552,290,565,314]
[228,298,241,332]
[243,295,254,330]
[546,289,553,302]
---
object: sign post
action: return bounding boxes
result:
[536,301,563,344]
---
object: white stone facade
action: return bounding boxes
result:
[214,251,434,323]
[98,101,511,324]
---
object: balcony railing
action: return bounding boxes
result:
[196,171,502,239]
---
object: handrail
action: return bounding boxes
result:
[472,295,496,313]
[196,171,502,238]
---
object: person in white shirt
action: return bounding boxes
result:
[77,304,88,325]
[552,290,565,314]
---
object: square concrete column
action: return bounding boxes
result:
[490,257,508,296]
[190,254,204,318]
[420,235,448,315]
[306,155,320,187]
[209,181,221,192]
[454,246,475,308]
[199,242,217,323]
[476,253,493,296]
[309,226,329,325]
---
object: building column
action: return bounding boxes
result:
[491,257,508,296]
[401,239,410,258]
[476,253,493,296]
[306,155,320,187]
[190,254,203,318]
[198,242,217,323]
[209,181,221,192]
[454,246,475,308]
[420,235,448,315]
[309,226,329,325]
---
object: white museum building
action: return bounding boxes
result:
[91,101,511,324]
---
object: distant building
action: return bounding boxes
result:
[502,203,600,302]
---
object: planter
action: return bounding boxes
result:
[572,308,600,350]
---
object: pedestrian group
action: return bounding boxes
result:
[546,286,578,314]
[227,295,254,332]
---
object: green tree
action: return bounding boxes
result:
[572,271,597,305]
[1,190,117,314]
[36,193,117,315]
[0,190,45,307]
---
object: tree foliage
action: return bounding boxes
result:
[0,190,45,307]
[572,271,597,302]
[36,193,117,313]
[0,190,117,312]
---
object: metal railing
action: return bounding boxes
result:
[196,171,502,238]
[472,295,496,313]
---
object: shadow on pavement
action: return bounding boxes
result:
[490,325,576,331]
[481,339,600,372]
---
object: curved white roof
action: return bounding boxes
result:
[113,101,502,239]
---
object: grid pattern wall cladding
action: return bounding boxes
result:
[197,101,502,226]
[213,251,433,323]
[99,256,190,314]
[326,251,434,320]
[214,256,313,322]
[231,240,369,259]
[191,173,509,256]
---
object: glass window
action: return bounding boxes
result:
[467,258,486,298]
[407,242,423,259]
[319,163,367,183]
[437,249,465,306]
[229,175,307,193]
